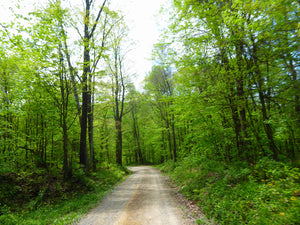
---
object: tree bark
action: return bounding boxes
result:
[234,39,249,160]
[79,0,107,170]
[79,0,91,170]
[251,37,278,160]
[171,113,177,162]
[132,108,143,164]
[88,82,95,170]
[115,119,122,165]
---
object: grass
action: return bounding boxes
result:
[159,156,300,225]
[0,163,130,225]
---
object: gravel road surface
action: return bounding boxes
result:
[77,166,196,225]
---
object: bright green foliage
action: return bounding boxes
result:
[0,0,129,223]
[160,157,300,224]
[0,0,299,224]
[0,163,128,225]
[143,0,300,224]
[141,0,300,165]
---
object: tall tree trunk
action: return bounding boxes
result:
[171,113,177,162]
[59,44,70,179]
[166,116,173,160]
[229,89,242,159]
[79,0,91,170]
[115,119,122,165]
[161,130,166,163]
[235,39,249,160]
[132,108,143,164]
[220,45,243,159]
[62,109,69,179]
[288,59,300,119]
[88,85,95,170]
[257,81,278,161]
[60,21,81,121]
[247,92,265,159]
[111,41,126,166]
[80,0,107,170]
[288,58,299,160]
[251,37,278,160]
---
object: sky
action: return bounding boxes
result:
[110,0,168,88]
[0,0,169,89]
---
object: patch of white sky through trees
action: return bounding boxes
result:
[0,0,169,89]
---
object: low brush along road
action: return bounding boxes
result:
[77,166,196,225]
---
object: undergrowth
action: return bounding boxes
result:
[159,156,300,225]
[0,162,129,225]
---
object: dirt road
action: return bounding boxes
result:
[77,166,195,225]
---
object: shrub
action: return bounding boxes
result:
[160,157,300,224]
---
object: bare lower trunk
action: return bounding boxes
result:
[88,75,95,170]
[88,98,95,170]
[132,109,143,164]
[252,37,278,160]
[115,119,122,166]
[171,114,177,162]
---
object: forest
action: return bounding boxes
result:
[0,0,299,224]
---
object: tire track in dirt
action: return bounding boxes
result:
[77,166,195,225]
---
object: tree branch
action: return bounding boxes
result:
[89,0,108,38]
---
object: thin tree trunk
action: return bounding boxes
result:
[289,59,300,118]
[87,72,95,170]
[235,39,249,159]
[229,95,242,159]
[115,119,122,165]
[171,113,177,162]
[62,110,69,179]
[161,130,166,163]
[166,116,173,160]
[132,108,143,164]
[59,44,70,179]
[251,37,278,160]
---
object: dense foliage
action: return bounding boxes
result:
[0,0,132,222]
[0,163,128,224]
[160,158,299,224]
[145,0,299,165]
[0,0,299,224]
[151,0,300,224]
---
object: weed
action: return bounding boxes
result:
[0,163,127,224]
[159,157,300,225]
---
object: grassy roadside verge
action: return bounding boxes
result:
[0,163,130,225]
[159,157,300,225]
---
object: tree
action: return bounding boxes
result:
[157,0,300,163]
[79,0,108,170]
[106,18,130,166]
[126,84,144,164]
[24,1,78,178]
[145,63,177,162]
